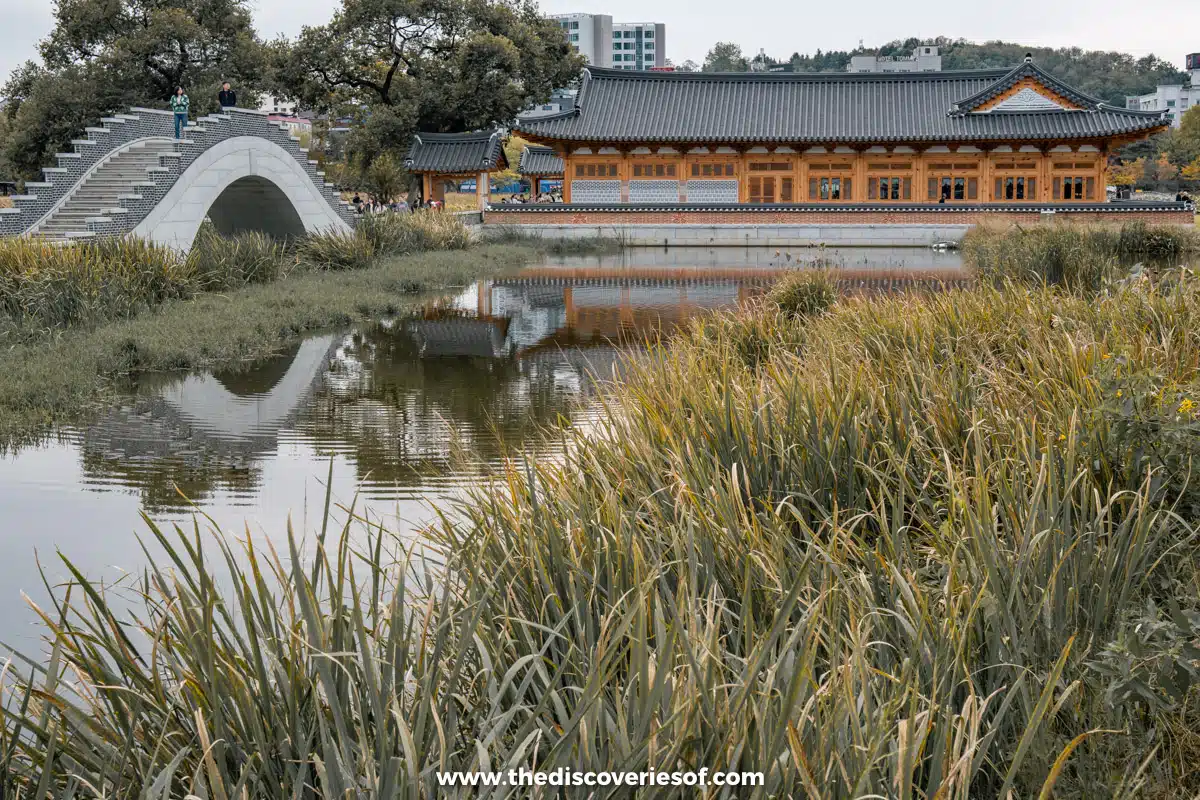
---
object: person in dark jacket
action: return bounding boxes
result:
[218,82,237,109]
[169,87,190,138]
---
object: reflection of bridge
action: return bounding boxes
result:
[0,107,354,249]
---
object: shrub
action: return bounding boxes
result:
[297,228,377,271]
[358,211,472,256]
[187,224,295,290]
[0,237,192,334]
[767,267,839,318]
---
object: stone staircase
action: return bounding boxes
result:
[0,107,356,242]
[34,140,178,241]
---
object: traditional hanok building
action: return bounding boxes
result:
[517,145,564,199]
[496,58,1192,230]
[405,130,508,210]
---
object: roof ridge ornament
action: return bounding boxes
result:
[1025,53,1033,64]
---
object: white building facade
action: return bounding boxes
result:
[1125,54,1200,129]
[849,45,942,73]
[611,23,666,71]
[550,13,614,68]
[550,14,666,71]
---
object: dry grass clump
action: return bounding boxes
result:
[964,220,1200,289]
[0,237,192,333]
[5,276,1200,797]
[0,214,478,337]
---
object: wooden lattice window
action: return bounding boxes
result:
[926,161,980,202]
[690,162,736,177]
[748,176,794,203]
[991,160,1040,201]
[632,163,678,178]
[807,162,854,202]
[574,163,619,178]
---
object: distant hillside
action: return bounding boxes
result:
[786,37,1188,106]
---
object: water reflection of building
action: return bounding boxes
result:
[70,258,969,509]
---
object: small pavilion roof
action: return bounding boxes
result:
[514,60,1168,145]
[517,145,564,176]
[405,130,508,174]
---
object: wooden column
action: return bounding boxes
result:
[853,147,867,203]
[1039,145,1052,202]
[476,171,489,211]
[560,145,572,203]
[913,148,927,202]
[422,173,433,204]
[620,147,631,203]
[980,146,993,203]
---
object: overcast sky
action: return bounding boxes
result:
[3,0,1197,84]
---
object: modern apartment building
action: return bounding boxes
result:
[258,94,298,116]
[848,45,942,73]
[1125,53,1200,129]
[550,13,666,70]
[611,23,666,71]
[550,13,614,68]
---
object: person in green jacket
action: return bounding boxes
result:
[169,87,190,138]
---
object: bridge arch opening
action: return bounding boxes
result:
[205,175,307,240]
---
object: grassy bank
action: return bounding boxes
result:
[0,213,473,338]
[963,220,1200,289]
[0,244,532,447]
[5,270,1200,796]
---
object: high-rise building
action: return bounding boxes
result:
[549,13,667,71]
[610,23,667,71]
[848,45,942,73]
[1125,53,1200,129]
[550,13,614,68]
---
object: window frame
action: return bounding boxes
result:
[926,159,981,202]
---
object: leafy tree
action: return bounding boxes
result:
[1166,106,1200,168]
[1148,152,1179,186]
[493,133,527,185]
[703,43,749,73]
[1182,157,1200,183]
[1,0,267,178]
[363,152,406,203]
[675,59,700,73]
[270,0,583,167]
[1109,157,1146,187]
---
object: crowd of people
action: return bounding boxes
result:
[349,195,444,214]
[498,191,563,204]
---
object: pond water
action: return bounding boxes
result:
[0,246,966,648]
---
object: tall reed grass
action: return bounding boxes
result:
[0,214,477,337]
[4,277,1200,797]
[964,220,1200,289]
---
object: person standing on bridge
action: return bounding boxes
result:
[169,87,190,139]
[218,82,237,110]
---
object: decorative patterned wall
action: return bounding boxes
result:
[570,180,621,203]
[684,180,739,203]
[629,180,681,203]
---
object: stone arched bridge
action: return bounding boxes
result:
[0,107,355,251]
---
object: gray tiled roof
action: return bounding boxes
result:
[518,146,564,176]
[405,130,508,174]
[514,63,1168,144]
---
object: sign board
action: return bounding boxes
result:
[1188,53,1200,70]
